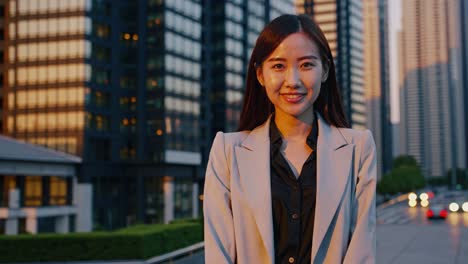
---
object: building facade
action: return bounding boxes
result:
[459,0,468,175]
[0,0,5,134]
[3,0,201,230]
[399,0,466,178]
[296,0,367,129]
[0,135,91,235]
[362,0,392,179]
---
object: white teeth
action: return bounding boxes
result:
[284,94,302,99]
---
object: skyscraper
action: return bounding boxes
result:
[363,0,382,178]
[362,0,392,179]
[296,0,367,129]
[377,0,392,176]
[460,0,468,174]
[0,0,5,134]
[399,0,466,178]
[3,0,203,229]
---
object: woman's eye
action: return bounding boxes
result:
[272,64,285,70]
[302,62,315,68]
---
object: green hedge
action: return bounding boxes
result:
[0,220,203,262]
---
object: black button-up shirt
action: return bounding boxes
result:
[269,116,318,264]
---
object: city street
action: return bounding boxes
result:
[376,198,468,264]
[176,195,468,264]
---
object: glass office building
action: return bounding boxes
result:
[0,0,5,134]
[3,0,202,229]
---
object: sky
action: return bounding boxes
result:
[389,0,402,123]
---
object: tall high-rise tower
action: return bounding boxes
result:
[399,0,466,178]
[3,0,203,229]
[363,0,392,179]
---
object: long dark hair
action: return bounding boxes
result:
[238,14,349,131]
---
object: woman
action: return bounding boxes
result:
[204,14,376,264]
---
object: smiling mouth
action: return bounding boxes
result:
[280,93,306,103]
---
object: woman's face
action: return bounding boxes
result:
[257,32,328,121]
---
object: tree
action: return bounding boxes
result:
[392,155,418,168]
[377,155,425,194]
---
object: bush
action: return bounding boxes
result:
[0,219,203,262]
[393,155,418,168]
[377,157,425,195]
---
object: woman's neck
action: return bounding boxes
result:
[274,111,314,140]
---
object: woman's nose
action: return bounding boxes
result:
[285,67,301,88]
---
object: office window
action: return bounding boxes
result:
[95,23,111,39]
[24,176,42,206]
[49,177,67,205]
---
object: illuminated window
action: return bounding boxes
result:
[47,112,57,130]
[17,91,26,108]
[37,90,47,107]
[58,112,67,129]
[28,66,38,84]
[95,23,111,39]
[25,114,36,132]
[24,176,42,206]
[50,177,67,205]
[37,19,47,36]
[37,113,46,130]
[28,90,37,108]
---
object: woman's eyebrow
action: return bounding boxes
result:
[298,55,319,60]
[266,55,319,62]
[266,57,286,62]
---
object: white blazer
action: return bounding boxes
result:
[203,113,377,264]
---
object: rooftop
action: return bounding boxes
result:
[0,135,81,164]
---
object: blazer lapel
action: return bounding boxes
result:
[311,114,355,262]
[234,118,274,263]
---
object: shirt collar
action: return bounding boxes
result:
[269,112,319,148]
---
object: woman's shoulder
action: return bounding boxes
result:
[213,130,251,147]
[336,127,375,146]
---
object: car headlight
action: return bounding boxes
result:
[462,202,468,212]
[408,192,417,201]
[420,200,429,207]
[449,202,460,212]
[419,192,429,201]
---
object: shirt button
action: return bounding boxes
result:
[288,257,295,263]
[292,213,299,220]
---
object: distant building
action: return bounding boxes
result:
[0,0,5,134]
[399,0,466,178]
[296,0,367,129]
[460,0,468,172]
[392,122,400,157]
[0,135,91,235]
[363,0,392,179]
[3,0,201,229]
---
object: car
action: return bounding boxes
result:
[426,204,448,219]
[449,201,468,213]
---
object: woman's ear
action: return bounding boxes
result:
[256,67,264,86]
[321,62,329,83]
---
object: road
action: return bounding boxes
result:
[176,194,468,264]
[376,199,468,264]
